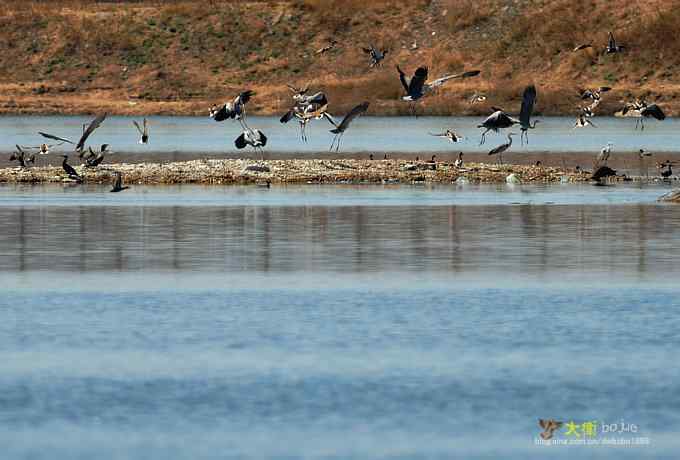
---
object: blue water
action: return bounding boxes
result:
[1,183,679,459]
[0,115,678,155]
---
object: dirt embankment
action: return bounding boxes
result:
[1,0,680,117]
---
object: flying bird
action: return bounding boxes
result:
[488,133,516,164]
[469,92,487,104]
[280,88,335,142]
[84,144,112,167]
[328,101,370,152]
[133,118,149,144]
[573,43,592,52]
[615,99,666,130]
[605,32,625,54]
[362,45,388,67]
[519,85,539,145]
[477,109,520,144]
[110,172,129,192]
[235,127,267,151]
[38,132,74,145]
[396,65,480,113]
[210,90,254,127]
[316,39,337,55]
[75,113,107,153]
[62,155,82,182]
[9,145,35,168]
[429,129,464,143]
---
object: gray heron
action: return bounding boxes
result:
[327,101,370,152]
[110,172,129,192]
[487,133,516,164]
[615,99,665,130]
[76,113,107,153]
[9,145,35,168]
[210,90,254,127]
[280,88,335,142]
[477,109,520,145]
[594,142,613,168]
[519,85,539,145]
[235,127,267,152]
[574,112,597,128]
[133,118,149,144]
[396,65,480,114]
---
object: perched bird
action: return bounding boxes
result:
[519,85,539,145]
[573,112,597,129]
[396,65,480,112]
[454,152,464,168]
[362,45,388,67]
[488,133,516,164]
[327,101,370,152]
[133,118,149,144]
[110,172,129,192]
[591,165,617,183]
[429,129,464,143]
[477,110,520,144]
[615,99,666,130]
[594,142,613,168]
[605,32,625,54]
[210,90,254,127]
[235,127,267,151]
[62,155,82,182]
[9,144,35,168]
[573,43,592,52]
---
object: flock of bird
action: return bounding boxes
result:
[7,32,675,186]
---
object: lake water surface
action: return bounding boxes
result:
[1,183,679,459]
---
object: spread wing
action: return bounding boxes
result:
[428,70,481,88]
[133,120,144,135]
[642,104,665,120]
[336,102,370,132]
[396,65,409,93]
[38,132,74,144]
[520,85,537,126]
[239,90,254,104]
[76,113,107,151]
[408,67,428,94]
[113,172,122,190]
[280,110,296,123]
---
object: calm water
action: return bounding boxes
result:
[1,115,679,155]
[1,183,679,459]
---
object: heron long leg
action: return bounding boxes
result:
[641,118,645,131]
[329,134,338,151]
[335,133,343,152]
[479,129,489,145]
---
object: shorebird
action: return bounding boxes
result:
[454,152,464,168]
[110,172,129,192]
[615,99,666,130]
[62,155,82,182]
[327,101,369,152]
[605,32,625,54]
[362,45,388,67]
[573,112,597,128]
[594,142,613,168]
[396,65,480,113]
[210,90,254,127]
[235,127,267,151]
[519,85,539,145]
[477,109,520,145]
[133,118,149,144]
[488,133,516,164]
[429,129,464,143]
[9,145,35,168]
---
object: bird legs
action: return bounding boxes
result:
[635,118,645,131]
[329,132,344,152]
[479,129,491,145]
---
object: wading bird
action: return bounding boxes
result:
[9,145,35,168]
[62,155,82,182]
[280,88,335,142]
[210,90,254,127]
[616,100,666,130]
[659,161,673,180]
[488,133,516,164]
[429,129,464,143]
[594,142,613,168]
[574,112,597,128]
[133,118,149,144]
[362,45,388,67]
[477,109,520,145]
[327,101,370,152]
[519,85,539,145]
[235,127,267,152]
[396,65,480,113]
[605,32,625,54]
[40,113,107,155]
[110,172,129,192]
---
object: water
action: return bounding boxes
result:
[1,183,679,459]
[1,115,678,156]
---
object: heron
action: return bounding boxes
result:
[210,90,254,127]
[454,152,464,168]
[396,65,480,114]
[280,88,335,142]
[616,100,665,130]
[327,101,370,152]
[429,129,464,143]
[477,109,520,145]
[62,155,82,182]
[235,127,267,152]
[133,118,149,144]
[574,112,597,128]
[84,144,112,167]
[362,45,388,67]
[594,142,613,168]
[519,85,539,145]
[605,32,625,54]
[488,133,516,164]
[39,114,107,156]
[579,86,611,102]
[638,149,652,179]
[9,145,35,168]
[110,172,129,192]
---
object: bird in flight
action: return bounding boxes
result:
[362,45,388,67]
[235,127,267,152]
[110,172,129,192]
[9,144,35,168]
[210,90,254,128]
[429,129,464,143]
[327,101,369,152]
[396,66,480,104]
[133,118,149,144]
[605,32,625,54]
[519,85,539,145]
[615,99,665,130]
[39,113,107,155]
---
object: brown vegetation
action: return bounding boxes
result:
[1,0,680,116]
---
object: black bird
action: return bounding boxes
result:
[110,172,129,192]
[62,155,82,182]
[76,113,107,153]
[362,45,388,67]
[591,165,617,183]
[9,144,35,168]
[133,118,149,144]
[84,144,111,167]
[660,161,673,180]
[328,101,370,152]
[38,132,75,145]
[519,85,539,145]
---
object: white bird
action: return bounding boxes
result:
[454,152,464,168]
[595,142,613,168]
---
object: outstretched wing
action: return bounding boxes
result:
[322,112,337,127]
[234,132,247,149]
[396,65,409,93]
[520,85,537,126]
[254,129,267,147]
[336,102,370,132]
[280,110,296,123]
[239,90,254,104]
[608,32,616,50]
[642,104,666,120]
[133,120,144,135]
[76,113,107,151]
[428,70,481,88]
[143,117,148,136]
[113,172,122,190]
[38,132,74,144]
[408,67,428,94]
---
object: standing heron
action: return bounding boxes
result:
[605,32,625,54]
[429,129,464,143]
[519,85,539,145]
[594,142,613,168]
[133,118,149,144]
[62,155,82,182]
[362,45,388,67]
[9,145,35,168]
[235,127,267,152]
[327,101,370,152]
[488,133,516,164]
[110,172,129,192]
[396,65,480,114]
[477,109,520,145]
[210,90,254,127]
